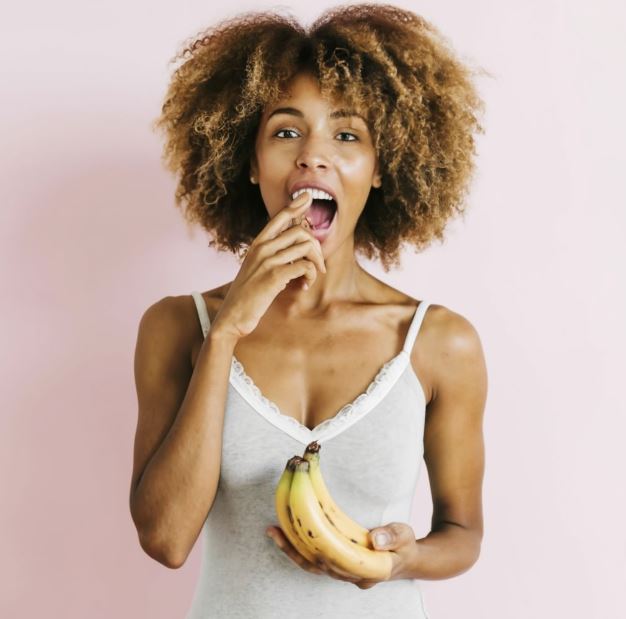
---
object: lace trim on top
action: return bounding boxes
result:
[191,290,429,444]
[229,350,410,440]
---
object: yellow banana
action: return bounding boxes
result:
[288,458,393,581]
[274,456,318,564]
[302,441,372,549]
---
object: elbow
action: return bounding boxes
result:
[138,529,187,569]
[456,520,483,568]
[467,531,482,568]
[131,502,187,569]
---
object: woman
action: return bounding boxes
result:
[130,4,488,618]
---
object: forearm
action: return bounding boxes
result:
[408,523,482,580]
[131,330,237,566]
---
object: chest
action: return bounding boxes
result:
[191,303,429,431]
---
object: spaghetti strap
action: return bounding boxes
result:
[191,290,211,339]
[402,301,431,355]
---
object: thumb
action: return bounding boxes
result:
[370,522,414,550]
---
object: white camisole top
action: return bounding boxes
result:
[184,290,432,619]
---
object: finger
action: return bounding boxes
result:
[270,238,326,277]
[258,191,314,243]
[298,229,326,274]
[299,223,326,272]
[316,557,363,583]
[273,226,326,274]
[301,260,317,290]
[269,529,324,575]
[274,259,317,291]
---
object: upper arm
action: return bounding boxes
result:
[423,307,488,541]
[130,296,193,514]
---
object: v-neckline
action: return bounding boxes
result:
[225,301,426,445]
[230,350,409,444]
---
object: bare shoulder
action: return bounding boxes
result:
[420,303,488,405]
[136,283,230,356]
[404,301,485,403]
[133,295,195,384]
[148,283,231,326]
[139,294,194,339]
[137,294,192,347]
[420,303,484,353]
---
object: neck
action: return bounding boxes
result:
[272,239,367,317]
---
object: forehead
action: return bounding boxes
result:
[262,72,367,124]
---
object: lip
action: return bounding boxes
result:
[288,179,338,204]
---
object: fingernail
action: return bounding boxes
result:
[374,532,389,547]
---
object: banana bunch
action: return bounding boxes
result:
[274,440,393,581]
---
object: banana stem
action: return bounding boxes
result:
[292,458,310,473]
[304,440,321,456]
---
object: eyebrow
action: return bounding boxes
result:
[267,106,366,123]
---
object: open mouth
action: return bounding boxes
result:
[306,198,337,230]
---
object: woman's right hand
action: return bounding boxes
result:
[211,190,327,341]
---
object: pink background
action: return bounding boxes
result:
[2,1,625,617]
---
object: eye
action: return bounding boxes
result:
[273,129,359,142]
[274,129,299,139]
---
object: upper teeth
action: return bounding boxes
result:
[291,187,335,201]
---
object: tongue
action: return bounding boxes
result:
[308,200,335,228]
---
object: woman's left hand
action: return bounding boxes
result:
[266,521,418,589]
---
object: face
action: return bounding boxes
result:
[250,72,382,253]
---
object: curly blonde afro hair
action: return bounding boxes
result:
[152,3,489,271]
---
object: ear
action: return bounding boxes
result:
[372,161,382,189]
[249,154,258,182]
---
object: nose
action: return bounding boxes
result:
[295,137,331,171]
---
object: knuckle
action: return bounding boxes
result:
[267,268,281,285]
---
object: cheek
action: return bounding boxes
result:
[342,185,373,218]
[341,158,377,187]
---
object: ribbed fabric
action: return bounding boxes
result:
[185,291,432,619]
